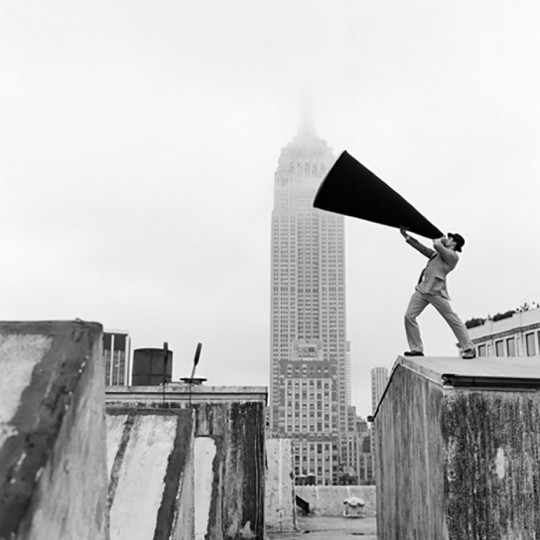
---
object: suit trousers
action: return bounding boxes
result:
[404,290,474,353]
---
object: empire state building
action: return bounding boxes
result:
[269,119,351,485]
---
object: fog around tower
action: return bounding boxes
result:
[2,1,540,417]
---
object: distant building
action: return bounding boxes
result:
[468,308,540,357]
[358,433,374,484]
[370,367,389,485]
[104,330,131,386]
[268,118,352,485]
[371,367,389,413]
[349,413,373,484]
[339,406,372,485]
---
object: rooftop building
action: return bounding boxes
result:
[104,329,131,386]
[468,307,540,357]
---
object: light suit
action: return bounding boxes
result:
[404,236,474,353]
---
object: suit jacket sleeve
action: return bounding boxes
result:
[406,236,436,259]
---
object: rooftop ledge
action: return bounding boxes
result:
[106,384,268,405]
[371,355,540,421]
[399,355,540,388]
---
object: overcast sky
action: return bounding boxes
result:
[2,1,540,417]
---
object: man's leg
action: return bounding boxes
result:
[404,291,430,353]
[429,295,475,351]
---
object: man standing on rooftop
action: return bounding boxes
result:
[400,227,476,359]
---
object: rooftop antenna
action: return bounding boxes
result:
[162,341,169,404]
[180,342,205,406]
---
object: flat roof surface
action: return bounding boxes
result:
[400,355,540,383]
[372,355,540,421]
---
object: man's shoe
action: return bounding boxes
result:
[404,351,424,357]
[462,349,476,359]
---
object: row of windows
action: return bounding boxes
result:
[285,367,331,374]
[295,442,333,452]
[294,467,332,478]
[287,411,331,418]
[271,309,343,314]
[272,246,343,252]
[287,424,330,432]
[295,456,331,464]
[285,396,332,405]
[284,397,335,407]
[477,330,540,357]
[286,379,331,388]
[286,400,331,409]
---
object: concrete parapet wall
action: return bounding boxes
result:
[106,389,266,539]
[444,390,540,539]
[106,384,267,404]
[194,401,266,539]
[295,486,376,517]
[265,439,297,532]
[106,409,193,540]
[376,355,540,540]
[375,359,443,539]
[0,321,107,540]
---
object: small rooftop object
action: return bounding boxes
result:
[343,496,365,518]
[180,342,205,384]
[132,345,173,386]
[179,376,207,385]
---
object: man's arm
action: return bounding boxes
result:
[433,238,458,265]
[400,227,436,259]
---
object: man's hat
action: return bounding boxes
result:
[448,233,465,252]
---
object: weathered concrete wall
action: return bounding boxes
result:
[106,409,193,540]
[106,393,266,540]
[265,438,297,532]
[194,401,265,539]
[375,361,443,539]
[295,486,376,517]
[376,355,540,540]
[0,321,107,540]
[444,390,540,539]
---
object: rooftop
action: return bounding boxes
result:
[106,384,268,405]
[399,355,540,384]
[372,355,540,419]
[468,307,540,339]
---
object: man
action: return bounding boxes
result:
[400,227,476,359]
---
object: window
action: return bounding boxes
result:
[525,333,536,356]
[495,340,505,357]
[478,344,487,357]
[507,337,516,356]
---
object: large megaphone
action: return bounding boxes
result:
[314,151,443,239]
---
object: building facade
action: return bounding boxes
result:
[269,121,352,485]
[370,367,389,485]
[468,308,540,357]
[104,329,131,386]
[340,411,374,484]
[371,367,389,413]
[358,431,374,484]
